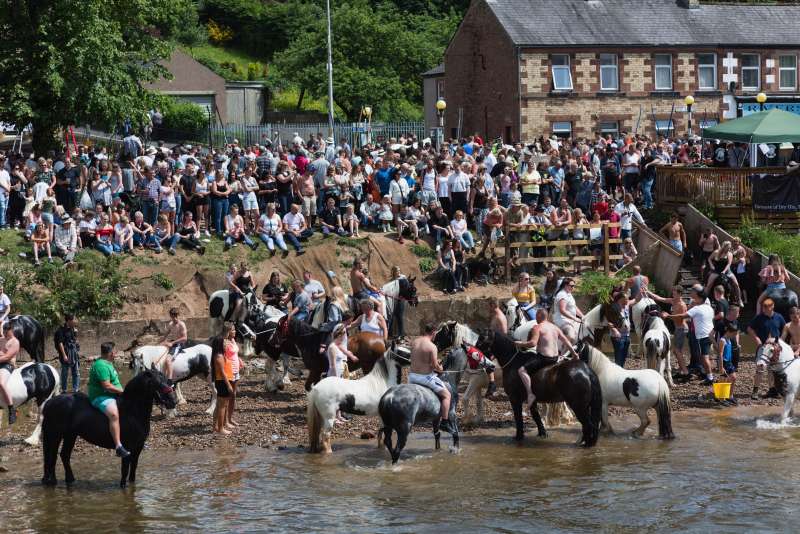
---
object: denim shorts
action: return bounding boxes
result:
[697,337,712,356]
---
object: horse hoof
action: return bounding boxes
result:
[538,431,548,438]
[514,434,524,442]
[23,437,39,446]
[42,478,57,487]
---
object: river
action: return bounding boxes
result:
[1,408,799,533]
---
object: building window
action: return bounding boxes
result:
[699,117,718,129]
[655,120,674,135]
[599,121,619,137]
[552,121,572,137]
[779,55,797,91]
[551,55,573,91]
[654,54,672,90]
[741,54,760,91]
[436,79,445,99]
[697,53,717,91]
[599,54,618,91]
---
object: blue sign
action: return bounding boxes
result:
[741,102,800,116]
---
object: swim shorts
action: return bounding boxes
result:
[91,395,117,412]
[674,327,687,351]
[409,372,446,394]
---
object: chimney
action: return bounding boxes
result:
[680,0,701,8]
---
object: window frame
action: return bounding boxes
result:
[697,53,717,91]
[436,79,445,100]
[551,54,573,92]
[779,54,797,91]
[740,54,761,91]
[599,121,619,137]
[655,120,674,135]
[653,54,673,91]
[599,54,619,92]
[551,121,572,138]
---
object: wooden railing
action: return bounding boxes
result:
[654,166,782,208]
[501,221,622,281]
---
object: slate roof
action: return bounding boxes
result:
[422,64,445,77]
[485,0,800,47]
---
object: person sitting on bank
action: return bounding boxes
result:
[224,205,259,251]
[87,341,130,458]
[408,322,455,434]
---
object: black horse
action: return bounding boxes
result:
[476,329,601,447]
[267,316,334,390]
[6,315,46,362]
[41,368,176,488]
[379,348,470,464]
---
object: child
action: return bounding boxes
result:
[31,223,52,265]
[378,195,394,233]
[716,323,739,405]
[342,204,359,237]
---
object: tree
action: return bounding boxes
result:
[0,0,193,153]
[274,0,457,121]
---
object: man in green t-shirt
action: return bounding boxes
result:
[87,342,130,458]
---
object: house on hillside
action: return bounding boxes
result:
[441,0,800,142]
[148,50,267,124]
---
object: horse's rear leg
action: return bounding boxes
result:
[42,436,60,486]
[176,383,187,405]
[392,429,409,464]
[632,408,650,438]
[120,457,131,489]
[382,428,393,456]
[60,434,78,486]
[601,401,615,434]
[530,403,547,438]
[128,448,142,484]
[780,389,797,423]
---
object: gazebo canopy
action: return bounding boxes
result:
[702,109,800,144]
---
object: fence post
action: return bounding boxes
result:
[504,216,511,283]
[603,222,611,273]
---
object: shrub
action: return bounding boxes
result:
[160,98,208,141]
[151,272,175,290]
[419,257,436,273]
[207,19,234,45]
[738,218,800,273]
[575,270,629,305]
[410,244,436,258]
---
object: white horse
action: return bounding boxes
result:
[306,349,405,453]
[131,344,216,417]
[581,344,674,439]
[0,362,60,445]
[759,339,800,423]
[633,298,674,387]
[208,287,282,336]
[576,304,611,346]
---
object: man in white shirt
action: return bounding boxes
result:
[0,153,10,228]
[613,193,644,240]
[302,270,326,311]
[621,144,641,194]
[54,216,78,263]
[448,163,471,216]
[359,193,381,228]
[483,146,497,175]
[282,203,312,255]
[663,287,716,385]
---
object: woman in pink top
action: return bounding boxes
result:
[223,323,245,428]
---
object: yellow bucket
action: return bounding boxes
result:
[712,382,732,400]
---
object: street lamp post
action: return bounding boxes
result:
[757,92,767,112]
[684,95,695,137]
[325,0,335,137]
[435,98,446,149]
[363,105,372,146]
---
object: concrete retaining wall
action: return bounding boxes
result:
[631,221,682,292]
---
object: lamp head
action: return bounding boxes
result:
[756,92,767,104]
[684,95,695,107]
[435,99,447,112]
[364,106,372,117]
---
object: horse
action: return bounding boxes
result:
[379,348,474,464]
[209,287,282,337]
[579,344,674,439]
[130,344,215,417]
[41,368,177,488]
[0,362,60,445]
[306,347,407,453]
[576,303,623,349]
[762,286,799,322]
[504,298,538,335]
[632,298,673,387]
[465,254,498,286]
[349,277,419,327]
[475,329,601,446]
[759,339,800,424]
[347,332,387,375]
[6,315,46,362]
[268,316,334,390]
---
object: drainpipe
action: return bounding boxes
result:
[516,46,522,143]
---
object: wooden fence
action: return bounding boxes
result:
[501,220,622,282]
[655,165,800,231]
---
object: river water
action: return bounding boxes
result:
[1,408,799,533]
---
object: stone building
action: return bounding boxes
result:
[442,0,800,142]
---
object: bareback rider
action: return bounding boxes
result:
[350,259,383,314]
[748,298,786,399]
[409,322,455,434]
[0,324,20,424]
[87,342,130,458]
[159,308,187,381]
[515,308,578,410]
[484,297,506,397]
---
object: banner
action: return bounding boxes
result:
[750,171,800,212]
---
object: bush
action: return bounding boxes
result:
[575,270,629,305]
[410,244,436,258]
[151,272,175,290]
[159,98,208,141]
[737,218,800,273]
[419,257,436,273]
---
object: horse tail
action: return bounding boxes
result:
[655,378,675,440]
[306,390,322,453]
[586,368,602,447]
[644,337,658,370]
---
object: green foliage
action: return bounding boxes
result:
[0,0,193,152]
[0,254,128,329]
[419,257,436,273]
[337,236,366,249]
[576,270,629,305]
[151,272,175,290]
[411,244,436,258]
[737,218,800,273]
[159,97,208,140]
[273,0,458,120]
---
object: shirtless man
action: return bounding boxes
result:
[659,212,687,253]
[625,265,649,303]
[408,322,455,434]
[159,307,187,381]
[515,309,578,409]
[646,286,690,379]
[349,259,383,315]
[0,324,21,424]
[781,306,800,357]
[483,297,506,397]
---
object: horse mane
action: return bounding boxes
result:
[121,370,152,401]
[452,323,479,348]
[584,345,613,375]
